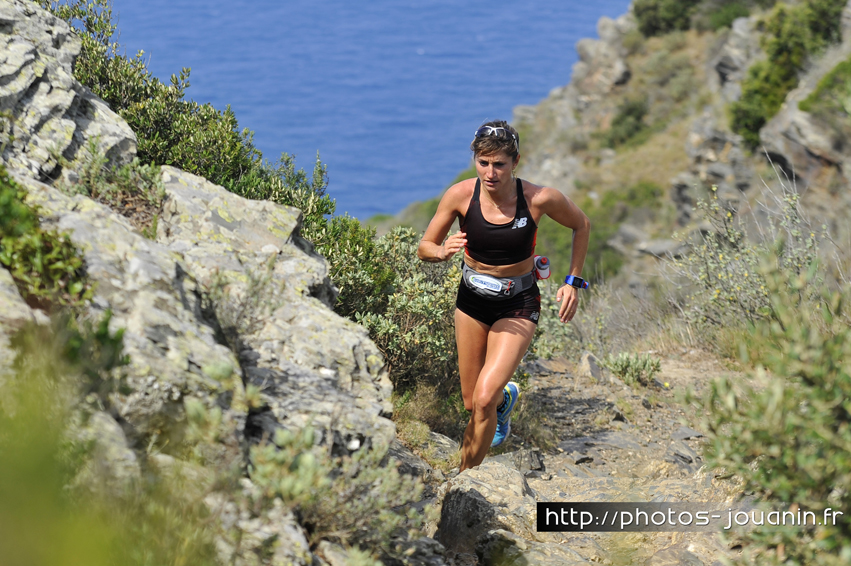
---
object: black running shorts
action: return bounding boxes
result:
[455,280,541,326]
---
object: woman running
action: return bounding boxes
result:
[417,120,590,471]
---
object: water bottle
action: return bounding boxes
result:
[534,255,550,280]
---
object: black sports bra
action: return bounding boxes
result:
[460,178,537,266]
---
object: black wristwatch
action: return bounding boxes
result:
[564,275,589,289]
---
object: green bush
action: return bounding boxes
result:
[708,1,752,30]
[0,166,93,310]
[2,317,220,566]
[602,97,650,148]
[731,0,846,147]
[40,0,264,193]
[670,183,822,332]
[692,260,851,564]
[798,56,851,148]
[354,227,459,390]
[58,138,165,235]
[601,352,662,386]
[249,426,428,562]
[633,0,702,37]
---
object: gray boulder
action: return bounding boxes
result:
[72,411,141,496]
[708,17,763,103]
[16,173,247,467]
[206,483,314,566]
[578,351,603,381]
[435,462,539,555]
[156,167,395,454]
[0,0,136,180]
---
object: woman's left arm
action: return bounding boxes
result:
[538,187,591,323]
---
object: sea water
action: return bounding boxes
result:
[110,0,632,219]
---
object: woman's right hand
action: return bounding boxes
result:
[441,231,467,261]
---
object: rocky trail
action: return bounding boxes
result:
[395,353,747,566]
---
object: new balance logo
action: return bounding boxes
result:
[512,217,528,229]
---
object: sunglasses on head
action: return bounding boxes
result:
[473,126,519,151]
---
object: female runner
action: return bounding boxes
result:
[417,120,590,471]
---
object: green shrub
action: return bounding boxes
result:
[602,97,650,148]
[692,260,851,564]
[354,227,459,390]
[670,183,822,333]
[633,0,702,37]
[731,0,846,147]
[40,0,264,193]
[708,1,752,30]
[249,426,429,561]
[0,166,93,310]
[57,139,165,234]
[798,56,851,148]
[601,352,662,386]
[2,312,220,566]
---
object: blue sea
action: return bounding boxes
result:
[110,0,632,220]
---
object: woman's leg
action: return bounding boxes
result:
[455,308,490,414]
[458,316,536,471]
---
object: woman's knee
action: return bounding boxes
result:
[472,387,502,415]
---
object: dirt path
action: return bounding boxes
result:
[436,352,750,565]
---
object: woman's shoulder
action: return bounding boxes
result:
[520,179,557,202]
[442,177,477,205]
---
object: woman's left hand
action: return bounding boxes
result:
[556,284,579,323]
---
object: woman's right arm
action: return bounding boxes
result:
[417,182,470,262]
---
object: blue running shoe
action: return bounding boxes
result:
[491,382,521,447]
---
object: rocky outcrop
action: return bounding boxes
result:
[758,2,851,213]
[7,162,401,563]
[17,172,249,467]
[0,2,405,563]
[707,17,763,103]
[156,167,395,454]
[669,109,754,226]
[0,0,136,180]
[513,11,638,192]
[572,15,635,101]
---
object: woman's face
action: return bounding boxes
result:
[475,151,518,190]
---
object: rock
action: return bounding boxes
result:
[487,448,545,474]
[578,351,603,381]
[16,173,247,468]
[316,541,350,566]
[0,0,136,180]
[671,426,704,441]
[156,166,396,455]
[645,544,705,566]
[664,440,704,474]
[427,431,460,462]
[73,411,141,496]
[670,172,700,226]
[387,438,436,479]
[708,17,763,103]
[760,33,851,190]
[206,484,313,566]
[476,529,590,566]
[637,239,687,259]
[435,462,538,555]
[389,537,449,566]
[607,223,649,255]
